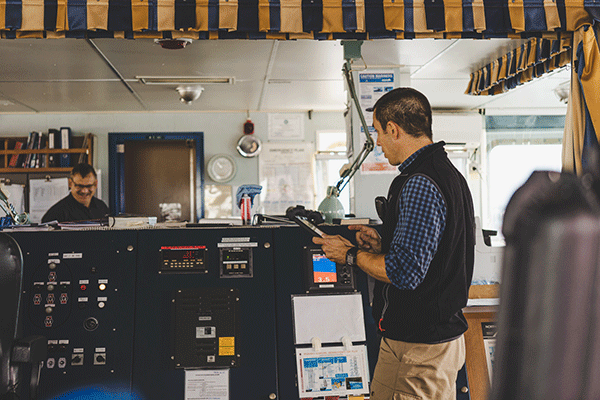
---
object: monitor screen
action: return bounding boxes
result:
[312,253,337,283]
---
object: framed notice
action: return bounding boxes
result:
[296,345,370,399]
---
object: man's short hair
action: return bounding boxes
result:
[71,163,97,179]
[373,87,433,139]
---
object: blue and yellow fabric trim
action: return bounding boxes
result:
[0,0,598,38]
[465,34,572,95]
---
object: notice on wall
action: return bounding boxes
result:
[268,113,305,140]
[185,369,229,400]
[482,321,497,384]
[28,177,69,223]
[259,142,315,215]
[296,345,370,399]
[357,70,397,174]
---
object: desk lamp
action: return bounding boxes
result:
[318,41,375,222]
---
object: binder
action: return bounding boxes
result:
[23,131,38,168]
[48,129,59,168]
[29,131,40,168]
[59,127,71,167]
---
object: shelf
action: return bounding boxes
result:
[0,134,93,172]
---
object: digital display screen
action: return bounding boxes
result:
[160,246,207,272]
[312,254,337,283]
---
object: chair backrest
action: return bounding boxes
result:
[0,233,23,396]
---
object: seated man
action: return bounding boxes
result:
[41,163,109,223]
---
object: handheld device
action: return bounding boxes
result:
[293,216,325,237]
[285,205,325,237]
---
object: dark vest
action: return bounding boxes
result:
[372,141,475,343]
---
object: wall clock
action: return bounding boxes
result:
[207,154,237,182]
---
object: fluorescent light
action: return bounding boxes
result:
[136,76,235,85]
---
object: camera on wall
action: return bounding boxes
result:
[176,85,203,105]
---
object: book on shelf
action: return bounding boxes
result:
[29,131,41,168]
[48,128,59,168]
[78,133,93,164]
[8,141,24,167]
[59,127,71,167]
[22,131,40,168]
[37,133,46,168]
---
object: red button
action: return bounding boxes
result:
[80,284,87,291]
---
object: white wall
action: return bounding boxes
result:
[0,110,346,211]
[0,110,485,219]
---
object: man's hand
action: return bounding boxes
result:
[348,225,382,253]
[312,234,354,264]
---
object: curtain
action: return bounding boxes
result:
[562,23,600,175]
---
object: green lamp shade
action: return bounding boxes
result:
[318,186,345,223]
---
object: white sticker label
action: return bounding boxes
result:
[63,253,83,259]
[217,242,258,248]
[98,279,108,284]
[97,297,108,302]
[221,237,250,243]
[79,280,89,285]
[48,259,60,264]
[196,326,216,339]
[78,297,88,302]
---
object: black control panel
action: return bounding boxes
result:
[10,230,138,400]
[303,246,356,292]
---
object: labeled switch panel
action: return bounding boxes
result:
[219,248,253,278]
[28,256,73,329]
[173,287,240,368]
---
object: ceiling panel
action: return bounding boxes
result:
[93,39,275,82]
[0,39,116,81]
[0,37,568,114]
[0,81,144,113]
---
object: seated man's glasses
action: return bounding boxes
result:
[71,180,96,190]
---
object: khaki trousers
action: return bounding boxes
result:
[370,335,465,400]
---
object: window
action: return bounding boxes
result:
[314,131,350,213]
[484,116,564,233]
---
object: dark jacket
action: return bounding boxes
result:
[41,193,110,223]
[372,141,475,343]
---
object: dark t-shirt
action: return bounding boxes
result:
[41,193,110,223]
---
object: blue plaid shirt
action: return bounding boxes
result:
[384,144,447,290]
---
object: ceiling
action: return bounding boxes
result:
[0,37,570,114]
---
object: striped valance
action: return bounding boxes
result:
[0,0,598,39]
[465,35,572,95]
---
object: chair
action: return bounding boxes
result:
[0,233,46,400]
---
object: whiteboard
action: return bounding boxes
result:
[28,178,69,223]
[292,293,366,345]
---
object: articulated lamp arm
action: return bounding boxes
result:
[333,60,375,196]
[0,184,29,226]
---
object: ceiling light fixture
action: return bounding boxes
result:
[154,38,193,50]
[176,85,204,104]
[136,76,235,85]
